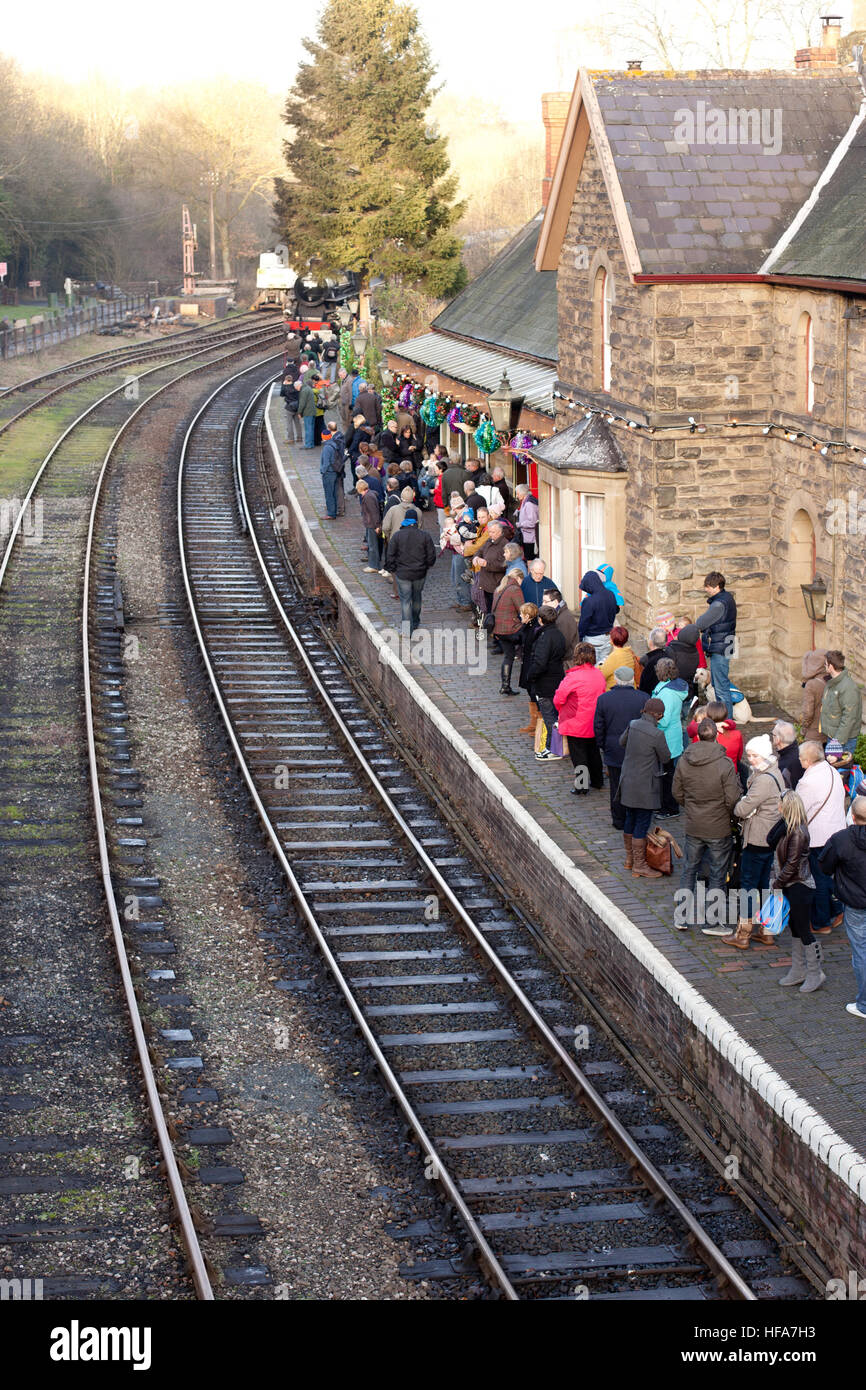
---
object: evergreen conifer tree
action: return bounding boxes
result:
[274,0,465,301]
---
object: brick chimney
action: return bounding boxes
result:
[796,14,843,69]
[541,92,570,209]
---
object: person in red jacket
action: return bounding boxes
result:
[686,699,744,764]
[553,642,607,792]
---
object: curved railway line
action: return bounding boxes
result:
[0,329,281,1299]
[0,313,276,436]
[0,335,823,1301]
[170,371,814,1301]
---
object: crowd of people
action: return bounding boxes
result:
[281,353,866,1020]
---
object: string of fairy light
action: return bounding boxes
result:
[369,360,866,465]
[553,388,866,463]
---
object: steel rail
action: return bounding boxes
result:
[181,373,756,1300]
[77,339,284,1300]
[0,309,261,399]
[0,321,280,443]
[0,325,282,596]
[250,383,757,1301]
[178,372,519,1299]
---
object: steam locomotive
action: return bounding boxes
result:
[254,245,360,319]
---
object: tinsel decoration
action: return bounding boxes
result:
[398,383,413,409]
[420,393,448,427]
[339,328,354,371]
[462,403,481,430]
[381,388,396,427]
[447,403,464,431]
[509,430,532,460]
[474,418,499,455]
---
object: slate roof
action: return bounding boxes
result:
[592,70,864,274]
[432,213,558,362]
[765,113,866,278]
[530,414,627,471]
[387,333,556,415]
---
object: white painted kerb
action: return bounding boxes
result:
[265,387,866,1199]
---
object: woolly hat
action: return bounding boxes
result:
[825,737,844,759]
[745,734,775,767]
[614,666,635,685]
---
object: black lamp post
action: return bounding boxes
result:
[487,370,526,436]
[801,575,830,623]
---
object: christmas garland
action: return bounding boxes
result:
[419,393,448,427]
[381,387,396,427]
[509,430,533,460]
[339,328,354,372]
[474,418,499,454]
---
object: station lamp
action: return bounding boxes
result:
[801,574,831,623]
[351,329,367,360]
[487,370,526,435]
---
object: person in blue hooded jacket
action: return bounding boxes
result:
[578,569,619,664]
[653,655,689,817]
[598,563,624,606]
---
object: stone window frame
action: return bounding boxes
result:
[789,294,820,417]
[589,251,615,393]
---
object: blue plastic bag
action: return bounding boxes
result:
[755,891,790,935]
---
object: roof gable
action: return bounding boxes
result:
[433,213,558,362]
[537,67,865,278]
[763,103,866,278]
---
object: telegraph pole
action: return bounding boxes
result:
[201,172,217,280]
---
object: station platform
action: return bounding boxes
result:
[264,395,866,1271]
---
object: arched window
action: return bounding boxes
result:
[593,267,612,392]
[797,311,815,414]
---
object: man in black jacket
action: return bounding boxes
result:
[527,607,567,761]
[695,570,737,719]
[593,668,648,829]
[819,799,866,1019]
[386,515,437,634]
[639,626,671,694]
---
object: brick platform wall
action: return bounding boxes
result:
[266,392,866,1281]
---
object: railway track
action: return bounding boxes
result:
[174,372,806,1301]
[0,314,277,436]
[0,331,282,1299]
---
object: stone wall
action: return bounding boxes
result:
[554,139,776,694]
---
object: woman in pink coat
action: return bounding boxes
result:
[553,642,607,793]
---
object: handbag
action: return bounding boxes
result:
[645,827,683,875]
[755,890,790,935]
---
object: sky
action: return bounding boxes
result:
[2,1,858,123]
[1,0,603,122]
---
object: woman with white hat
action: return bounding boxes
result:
[705,734,785,949]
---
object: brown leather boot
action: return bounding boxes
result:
[632,838,662,878]
[721,917,752,950]
[519,701,539,734]
[623,833,634,871]
[750,922,776,946]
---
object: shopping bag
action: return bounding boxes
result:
[755,890,789,935]
[534,719,548,755]
[549,724,569,759]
